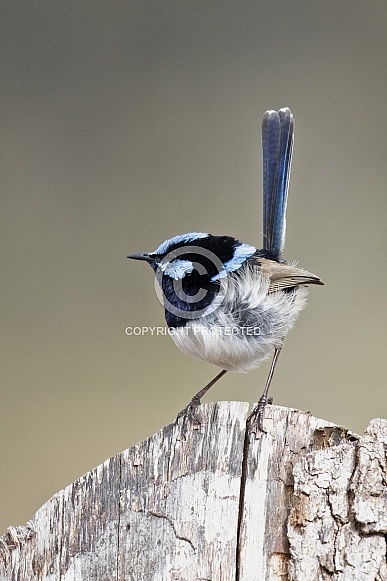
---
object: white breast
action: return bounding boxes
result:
[170,266,308,372]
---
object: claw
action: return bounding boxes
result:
[175,396,202,437]
[174,370,228,438]
[247,394,274,434]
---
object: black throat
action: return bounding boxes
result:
[160,272,220,328]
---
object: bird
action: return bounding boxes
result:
[128,108,323,432]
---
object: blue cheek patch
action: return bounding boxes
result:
[160,259,194,280]
[211,243,256,281]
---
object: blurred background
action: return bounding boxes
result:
[1,1,387,534]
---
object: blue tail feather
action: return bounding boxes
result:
[262,108,294,260]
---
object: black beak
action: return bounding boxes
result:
[127,252,155,263]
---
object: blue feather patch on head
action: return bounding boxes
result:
[154,233,209,255]
[211,243,256,281]
[159,258,194,280]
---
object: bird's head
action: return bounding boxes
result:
[128,232,256,327]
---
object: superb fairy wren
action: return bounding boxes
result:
[128,108,323,431]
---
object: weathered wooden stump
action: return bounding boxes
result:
[1,403,386,580]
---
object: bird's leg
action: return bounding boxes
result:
[176,369,228,427]
[247,346,282,433]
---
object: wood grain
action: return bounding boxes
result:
[1,403,386,580]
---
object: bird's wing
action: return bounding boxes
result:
[257,257,324,293]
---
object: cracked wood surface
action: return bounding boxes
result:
[0,403,386,580]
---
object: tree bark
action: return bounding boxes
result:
[0,403,386,580]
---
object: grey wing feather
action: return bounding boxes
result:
[257,257,324,293]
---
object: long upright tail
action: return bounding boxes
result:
[262,108,294,260]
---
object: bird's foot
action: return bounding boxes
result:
[175,395,202,437]
[247,396,273,434]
